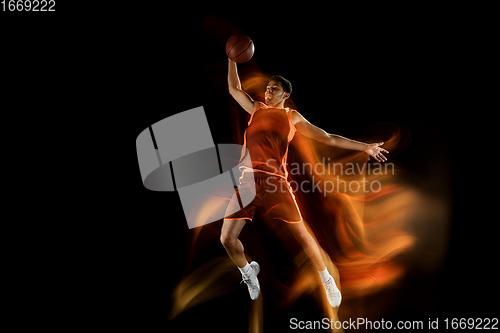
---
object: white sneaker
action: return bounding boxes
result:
[322,276,342,307]
[240,261,260,300]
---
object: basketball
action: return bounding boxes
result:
[226,34,254,63]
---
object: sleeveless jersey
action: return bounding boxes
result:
[239,104,297,179]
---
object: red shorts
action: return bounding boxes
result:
[224,171,302,223]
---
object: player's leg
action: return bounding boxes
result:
[286,220,342,307]
[220,218,247,268]
[220,218,261,300]
[266,177,328,272]
[286,220,326,271]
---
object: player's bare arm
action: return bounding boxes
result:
[228,59,264,114]
[292,110,389,162]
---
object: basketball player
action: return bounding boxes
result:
[222,59,389,307]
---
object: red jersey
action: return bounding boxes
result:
[239,104,297,179]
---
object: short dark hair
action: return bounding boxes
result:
[269,75,292,95]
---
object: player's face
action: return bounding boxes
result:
[265,80,289,106]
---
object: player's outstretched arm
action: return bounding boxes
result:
[228,59,262,114]
[292,111,389,162]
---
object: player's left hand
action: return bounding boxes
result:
[365,142,389,162]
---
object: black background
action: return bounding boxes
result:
[3,4,496,332]
[121,9,496,332]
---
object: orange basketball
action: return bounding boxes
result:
[226,34,254,63]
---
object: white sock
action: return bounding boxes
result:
[238,262,251,275]
[318,268,331,284]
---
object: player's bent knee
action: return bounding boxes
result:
[220,233,236,249]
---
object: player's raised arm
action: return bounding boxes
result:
[228,59,261,114]
[292,110,389,162]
